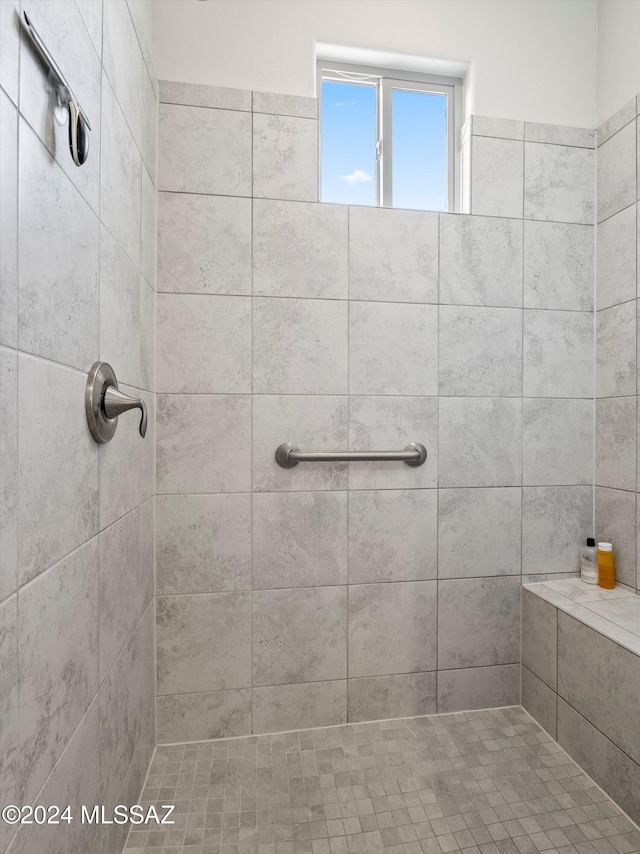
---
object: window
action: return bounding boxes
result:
[318,61,462,212]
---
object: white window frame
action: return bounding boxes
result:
[317,60,463,212]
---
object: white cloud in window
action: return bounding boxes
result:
[335,101,357,107]
[339,169,373,185]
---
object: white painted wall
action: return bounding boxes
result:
[597,0,640,124]
[154,0,597,127]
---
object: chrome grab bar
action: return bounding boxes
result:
[275,442,427,469]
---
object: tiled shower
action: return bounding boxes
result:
[2,1,640,853]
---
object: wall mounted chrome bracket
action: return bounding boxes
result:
[85,362,147,444]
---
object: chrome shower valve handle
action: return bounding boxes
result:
[85,362,147,444]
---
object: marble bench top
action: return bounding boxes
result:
[523,577,640,657]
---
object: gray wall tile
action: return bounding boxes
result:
[158,103,251,195]
[254,297,348,394]
[437,664,520,713]
[523,310,593,398]
[253,91,318,118]
[596,397,636,491]
[348,489,437,583]
[253,491,348,589]
[156,394,251,493]
[0,91,18,348]
[522,486,592,576]
[103,0,142,147]
[159,80,251,110]
[0,0,20,105]
[439,398,522,487]
[525,122,594,148]
[253,681,347,734]
[438,487,521,579]
[349,581,437,678]
[348,673,437,723]
[156,592,252,694]
[438,577,521,669]
[253,586,347,685]
[470,136,523,217]
[349,302,437,396]
[156,494,252,595]
[595,487,637,589]
[439,306,522,396]
[0,349,17,601]
[521,665,557,738]
[157,193,251,295]
[157,689,252,743]
[596,301,636,398]
[525,142,594,224]
[440,215,523,307]
[472,115,524,140]
[597,98,636,146]
[253,199,348,299]
[253,113,318,202]
[157,294,251,393]
[524,221,594,311]
[523,399,593,486]
[348,207,438,304]
[521,588,557,689]
[596,205,636,309]
[0,595,17,854]
[597,120,636,223]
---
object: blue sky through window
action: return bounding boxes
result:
[320,79,447,211]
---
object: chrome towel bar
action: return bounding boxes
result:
[275,442,427,469]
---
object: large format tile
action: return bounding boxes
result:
[526,122,594,148]
[254,297,348,394]
[523,310,593,398]
[103,0,142,147]
[19,0,102,213]
[348,673,437,723]
[98,506,153,682]
[157,193,251,295]
[348,207,438,303]
[253,199,348,299]
[18,539,99,803]
[156,494,252,595]
[253,113,318,201]
[253,395,348,492]
[521,665,556,738]
[0,90,18,347]
[439,306,522,396]
[21,699,101,854]
[522,486,592,576]
[253,681,347,734]
[521,588,557,689]
[349,396,437,490]
[0,348,17,601]
[439,215,522,307]
[524,142,594,224]
[596,301,636,398]
[522,399,593,486]
[595,487,636,588]
[348,581,437,678]
[596,397,636,491]
[157,294,251,393]
[558,698,640,825]
[159,80,251,111]
[349,302,437,395]
[140,167,156,289]
[141,65,157,183]
[253,491,348,589]
[18,121,99,370]
[18,357,98,583]
[253,586,347,685]
[156,592,252,695]
[437,664,520,713]
[472,115,524,139]
[156,394,251,494]
[597,98,635,146]
[439,398,521,487]
[524,221,593,311]
[100,225,142,389]
[158,103,251,195]
[438,577,521,669]
[253,91,318,118]
[348,490,437,583]
[156,689,252,744]
[438,488,521,578]
[0,0,20,105]
[101,75,141,267]
[470,136,523,218]
[596,205,636,309]
[558,611,640,765]
[0,595,17,854]
[597,121,636,223]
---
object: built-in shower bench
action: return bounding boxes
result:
[522,578,640,823]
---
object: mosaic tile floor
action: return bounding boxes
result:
[124,706,640,854]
